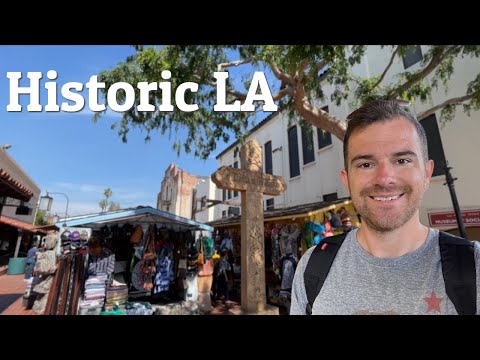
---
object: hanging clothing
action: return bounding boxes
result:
[280,225,300,257]
[154,248,174,294]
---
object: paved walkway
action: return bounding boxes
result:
[0,274,36,315]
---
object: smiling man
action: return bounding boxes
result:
[290,100,480,315]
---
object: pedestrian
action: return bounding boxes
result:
[24,239,39,279]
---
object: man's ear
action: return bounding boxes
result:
[340,169,350,194]
[424,159,434,190]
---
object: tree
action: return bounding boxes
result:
[108,202,121,211]
[98,199,107,213]
[95,45,480,159]
[104,188,112,209]
[99,188,118,213]
[34,209,47,226]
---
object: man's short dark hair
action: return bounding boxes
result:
[343,100,428,171]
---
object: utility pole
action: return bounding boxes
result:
[443,163,467,239]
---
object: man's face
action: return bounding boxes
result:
[340,117,434,232]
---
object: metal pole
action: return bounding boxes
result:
[443,163,467,239]
[47,192,70,226]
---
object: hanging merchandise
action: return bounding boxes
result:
[130,224,143,244]
[313,233,324,245]
[197,238,204,265]
[280,224,300,257]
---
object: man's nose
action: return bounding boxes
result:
[374,161,396,186]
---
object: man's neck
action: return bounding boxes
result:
[356,218,430,258]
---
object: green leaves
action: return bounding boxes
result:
[94,45,480,159]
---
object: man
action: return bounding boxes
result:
[24,239,39,279]
[290,100,480,315]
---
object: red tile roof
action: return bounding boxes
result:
[0,169,34,201]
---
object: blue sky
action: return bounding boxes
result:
[0,45,234,217]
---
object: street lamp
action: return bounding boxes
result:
[39,191,69,227]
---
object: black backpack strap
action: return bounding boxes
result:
[439,231,477,315]
[304,233,347,315]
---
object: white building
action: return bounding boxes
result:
[214,45,480,238]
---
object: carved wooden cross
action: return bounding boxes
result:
[211,140,286,314]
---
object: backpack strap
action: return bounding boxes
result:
[304,233,347,315]
[438,231,476,315]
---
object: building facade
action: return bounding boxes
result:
[0,147,40,224]
[214,46,480,238]
[157,163,216,222]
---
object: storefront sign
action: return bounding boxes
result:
[428,209,480,227]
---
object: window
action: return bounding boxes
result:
[222,210,227,218]
[420,114,446,177]
[323,192,338,202]
[264,141,273,175]
[316,105,332,149]
[402,46,423,69]
[222,189,226,201]
[288,126,300,178]
[266,198,274,210]
[301,125,315,165]
[233,161,239,197]
[228,207,240,216]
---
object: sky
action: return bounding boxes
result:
[0,45,230,217]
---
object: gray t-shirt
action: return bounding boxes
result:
[290,228,480,315]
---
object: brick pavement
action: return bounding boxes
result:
[0,274,36,315]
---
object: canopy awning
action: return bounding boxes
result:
[207,197,352,228]
[56,206,213,232]
[0,215,42,233]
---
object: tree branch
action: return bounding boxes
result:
[272,87,293,101]
[217,58,252,72]
[390,45,461,98]
[292,80,347,140]
[417,93,477,120]
[371,46,399,90]
[296,60,309,82]
[270,63,294,86]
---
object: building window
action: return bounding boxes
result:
[301,125,315,165]
[233,161,239,197]
[323,192,338,202]
[288,126,300,178]
[228,190,232,200]
[228,207,240,216]
[317,128,332,149]
[316,106,332,149]
[222,189,226,201]
[264,141,273,175]
[266,198,274,210]
[402,46,423,69]
[222,210,227,218]
[421,114,446,177]
[234,147,239,159]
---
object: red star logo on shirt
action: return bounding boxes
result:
[423,290,443,313]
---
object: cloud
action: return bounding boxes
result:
[54,182,105,194]
[51,200,100,217]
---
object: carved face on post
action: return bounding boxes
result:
[240,140,262,172]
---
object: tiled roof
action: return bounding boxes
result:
[0,169,34,202]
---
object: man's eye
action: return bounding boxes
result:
[397,158,412,165]
[358,163,372,169]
